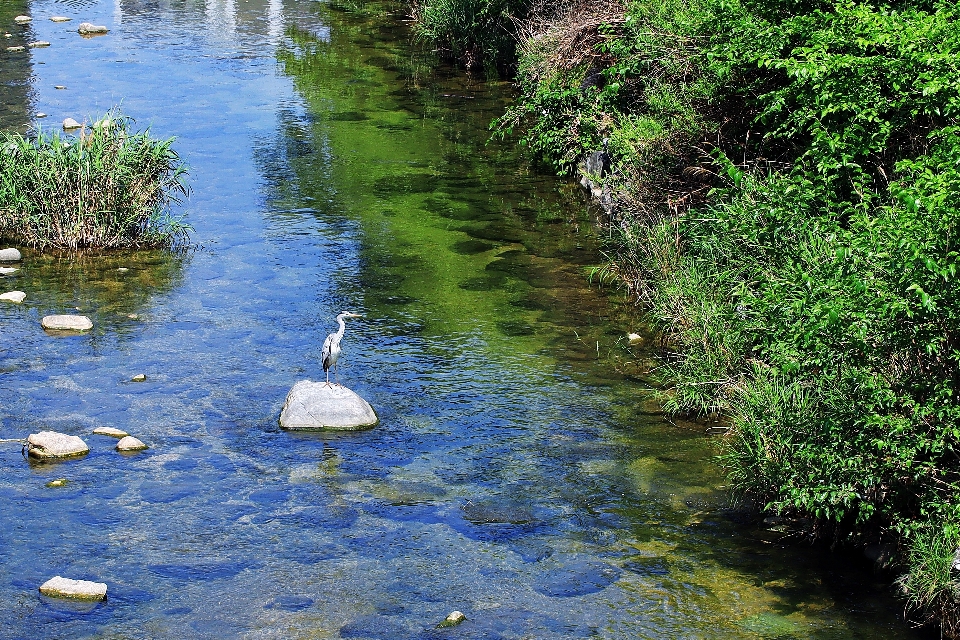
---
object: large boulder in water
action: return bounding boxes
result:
[27,431,89,459]
[279,381,378,430]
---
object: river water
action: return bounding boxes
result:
[0,1,929,638]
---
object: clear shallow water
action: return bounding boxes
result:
[0,1,930,638]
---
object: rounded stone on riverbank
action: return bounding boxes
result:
[116,436,148,452]
[0,248,21,261]
[93,426,128,438]
[39,576,107,601]
[42,315,92,331]
[14,16,32,24]
[0,291,25,303]
[6,46,25,52]
[62,117,82,130]
[27,431,89,459]
[0,267,18,275]
[279,381,378,430]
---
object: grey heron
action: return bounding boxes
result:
[321,311,362,387]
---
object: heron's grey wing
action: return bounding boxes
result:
[321,333,335,371]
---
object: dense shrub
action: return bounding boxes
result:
[0,109,190,249]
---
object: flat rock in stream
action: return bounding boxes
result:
[39,576,107,600]
[42,315,92,331]
[0,248,21,261]
[0,291,25,303]
[116,436,148,452]
[77,22,108,35]
[27,431,89,459]
[279,380,378,430]
[93,426,128,438]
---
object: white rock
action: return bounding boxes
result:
[27,431,89,459]
[0,291,25,303]
[50,16,72,22]
[54,85,65,90]
[28,41,50,48]
[93,426,128,438]
[627,332,643,343]
[77,22,109,34]
[131,373,146,382]
[39,576,107,600]
[42,315,93,331]
[35,112,47,118]
[14,15,32,24]
[5,46,24,52]
[279,381,378,430]
[0,266,18,275]
[444,611,466,625]
[116,436,148,452]
[62,118,82,130]
[0,248,22,261]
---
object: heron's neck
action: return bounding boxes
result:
[335,316,347,339]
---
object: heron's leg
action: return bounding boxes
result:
[325,369,332,388]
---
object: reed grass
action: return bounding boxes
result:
[0,108,190,249]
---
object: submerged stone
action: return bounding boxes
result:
[0,291,25,303]
[27,431,89,459]
[116,436,148,452]
[93,426,128,438]
[77,22,109,35]
[279,380,378,430]
[41,314,92,331]
[0,248,21,261]
[46,478,68,488]
[39,576,107,600]
[437,611,466,628]
[28,41,50,48]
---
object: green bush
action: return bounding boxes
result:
[0,109,190,250]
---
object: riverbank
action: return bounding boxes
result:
[412,0,960,634]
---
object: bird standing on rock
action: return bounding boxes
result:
[322,311,362,387]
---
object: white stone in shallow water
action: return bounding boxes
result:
[279,381,378,430]
[50,16,71,22]
[62,117,82,130]
[77,22,108,34]
[39,576,107,600]
[0,291,25,303]
[116,436,148,452]
[0,248,21,261]
[42,315,92,331]
[93,426,128,438]
[27,431,89,459]
[14,15,32,24]
[28,41,50,48]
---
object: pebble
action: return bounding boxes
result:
[77,22,109,35]
[117,267,129,272]
[6,46,25,52]
[39,576,107,601]
[438,611,466,628]
[14,15,32,24]
[0,291,26,303]
[50,16,72,22]
[62,117,82,130]
[46,478,68,488]
[36,112,47,118]
[93,426,128,438]
[41,314,93,331]
[116,436,148,452]
[54,85,65,90]
[28,41,51,48]
[131,373,147,382]
[0,248,21,261]
[27,431,89,459]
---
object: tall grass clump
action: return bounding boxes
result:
[410,0,531,74]
[0,108,190,250]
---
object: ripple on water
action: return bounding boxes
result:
[148,560,250,581]
[339,614,411,639]
[264,595,315,611]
